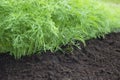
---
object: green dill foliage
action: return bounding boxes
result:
[101,0,120,32]
[0,0,119,58]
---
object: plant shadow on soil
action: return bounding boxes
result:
[0,32,120,80]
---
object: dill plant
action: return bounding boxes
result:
[101,1,120,32]
[0,0,119,58]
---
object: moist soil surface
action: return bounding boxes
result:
[0,32,120,80]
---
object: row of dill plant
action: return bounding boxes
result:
[0,0,119,58]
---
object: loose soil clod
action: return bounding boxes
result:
[0,32,120,80]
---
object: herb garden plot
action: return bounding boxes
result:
[0,0,120,80]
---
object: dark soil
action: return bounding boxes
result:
[0,32,120,80]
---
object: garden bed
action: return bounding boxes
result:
[0,32,120,80]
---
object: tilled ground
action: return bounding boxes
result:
[0,32,120,80]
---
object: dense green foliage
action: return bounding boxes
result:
[0,0,120,58]
[102,0,120,32]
